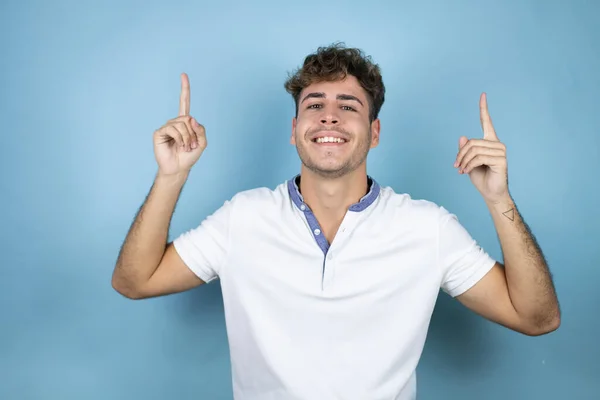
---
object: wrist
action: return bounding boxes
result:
[155,170,189,188]
[485,193,516,215]
[484,190,512,206]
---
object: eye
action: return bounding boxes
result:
[341,105,356,111]
[307,104,322,109]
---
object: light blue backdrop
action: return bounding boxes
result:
[1,0,598,399]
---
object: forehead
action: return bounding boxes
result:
[300,75,366,100]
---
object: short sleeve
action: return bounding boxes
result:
[172,197,236,283]
[438,206,497,297]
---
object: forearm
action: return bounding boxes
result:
[112,172,188,292]
[486,194,560,329]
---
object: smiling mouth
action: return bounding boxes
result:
[312,136,347,144]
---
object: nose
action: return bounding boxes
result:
[320,114,339,125]
[319,103,340,125]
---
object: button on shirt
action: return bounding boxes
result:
[173,175,496,400]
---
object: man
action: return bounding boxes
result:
[112,44,560,399]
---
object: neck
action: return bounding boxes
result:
[298,166,369,215]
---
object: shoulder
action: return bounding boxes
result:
[213,182,292,234]
[376,185,450,223]
[225,181,289,210]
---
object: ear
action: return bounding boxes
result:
[369,119,381,148]
[290,117,297,145]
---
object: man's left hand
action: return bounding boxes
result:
[454,93,510,204]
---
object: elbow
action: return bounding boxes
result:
[111,274,145,300]
[522,313,561,337]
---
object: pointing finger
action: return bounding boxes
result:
[179,72,190,116]
[480,93,498,141]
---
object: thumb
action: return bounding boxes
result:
[458,136,468,149]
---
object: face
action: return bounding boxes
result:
[291,75,380,179]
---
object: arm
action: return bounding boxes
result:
[112,172,205,299]
[452,92,560,335]
[112,72,208,299]
[456,196,560,336]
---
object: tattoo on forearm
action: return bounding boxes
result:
[497,202,560,328]
[502,208,515,221]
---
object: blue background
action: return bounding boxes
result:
[1,0,598,399]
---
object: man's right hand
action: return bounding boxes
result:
[153,73,207,177]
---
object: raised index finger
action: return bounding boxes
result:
[479,92,498,140]
[179,73,190,116]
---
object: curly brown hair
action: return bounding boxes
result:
[284,43,385,122]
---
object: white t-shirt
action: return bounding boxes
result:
[173,175,496,400]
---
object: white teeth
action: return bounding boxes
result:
[315,137,346,143]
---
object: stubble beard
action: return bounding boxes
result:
[295,127,372,179]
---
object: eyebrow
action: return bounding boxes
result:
[300,92,364,107]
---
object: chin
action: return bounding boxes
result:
[305,162,353,179]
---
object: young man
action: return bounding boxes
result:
[112,44,560,399]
